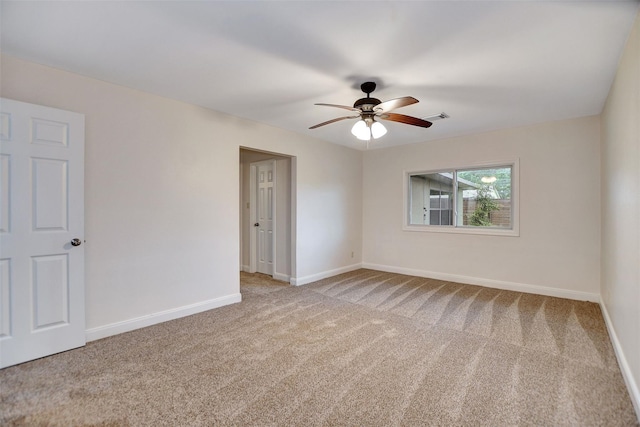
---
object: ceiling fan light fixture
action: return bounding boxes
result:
[351,119,371,140]
[311,81,433,142]
[371,121,387,139]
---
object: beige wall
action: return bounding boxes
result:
[362,116,601,300]
[601,11,640,412]
[0,54,363,334]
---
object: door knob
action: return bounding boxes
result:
[71,238,82,247]
[254,223,260,227]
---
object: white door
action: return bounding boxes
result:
[255,161,274,275]
[0,98,85,368]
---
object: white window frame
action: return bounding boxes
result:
[403,159,520,237]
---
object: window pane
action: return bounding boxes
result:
[429,190,440,209]
[457,167,512,228]
[441,209,452,225]
[408,172,454,225]
[429,210,438,225]
[441,193,450,210]
[409,176,426,224]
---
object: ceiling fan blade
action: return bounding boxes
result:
[315,103,360,112]
[374,96,418,113]
[309,115,360,129]
[378,113,433,128]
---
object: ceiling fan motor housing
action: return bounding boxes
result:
[353,97,381,110]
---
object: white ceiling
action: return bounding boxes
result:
[1,1,638,150]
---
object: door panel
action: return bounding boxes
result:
[32,254,69,329]
[256,161,274,275]
[32,158,68,231]
[0,259,10,338]
[0,154,9,233]
[31,118,69,147]
[0,98,85,368]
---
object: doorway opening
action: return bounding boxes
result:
[239,148,295,286]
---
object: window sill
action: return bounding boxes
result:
[403,224,519,237]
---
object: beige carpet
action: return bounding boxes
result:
[1,269,637,426]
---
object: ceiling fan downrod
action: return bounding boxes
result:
[354,81,381,110]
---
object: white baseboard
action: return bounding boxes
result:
[291,263,363,286]
[362,263,599,302]
[85,293,242,342]
[241,264,251,272]
[273,272,290,282]
[599,300,640,421]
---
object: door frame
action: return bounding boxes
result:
[249,159,276,276]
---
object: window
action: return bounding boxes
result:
[429,188,452,225]
[405,161,518,236]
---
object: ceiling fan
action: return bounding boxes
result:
[309,82,432,141]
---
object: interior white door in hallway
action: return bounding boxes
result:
[252,160,275,276]
[0,98,85,368]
